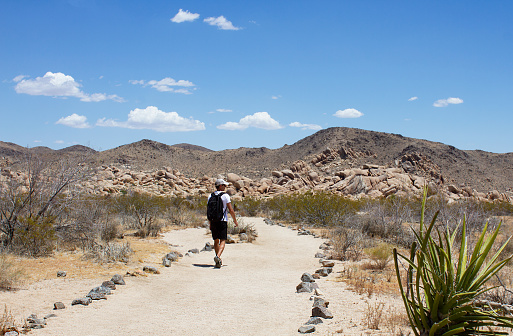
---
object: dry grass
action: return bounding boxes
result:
[0,254,24,290]
[10,234,173,285]
[336,263,402,298]
[0,305,18,335]
[381,306,410,334]
[363,301,385,329]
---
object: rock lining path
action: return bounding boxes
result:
[32,218,343,335]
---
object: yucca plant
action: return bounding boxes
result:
[394,188,513,335]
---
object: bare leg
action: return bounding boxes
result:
[214,239,221,256]
[217,240,226,258]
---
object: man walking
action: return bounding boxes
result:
[207,179,238,268]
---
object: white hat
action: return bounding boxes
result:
[215,179,229,186]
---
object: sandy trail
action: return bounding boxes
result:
[25,217,352,335]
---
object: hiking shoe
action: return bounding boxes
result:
[214,255,222,268]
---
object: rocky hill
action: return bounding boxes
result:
[1,127,513,196]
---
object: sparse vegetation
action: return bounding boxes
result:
[363,242,393,270]
[394,189,513,335]
[363,301,385,329]
[227,217,258,242]
[0,305,18,335]
[0,254,23,290]
[85,241,132,263]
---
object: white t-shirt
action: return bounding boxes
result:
[208,191,231,221]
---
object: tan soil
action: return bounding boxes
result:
[3,218,408,335]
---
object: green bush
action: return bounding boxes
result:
[365,242,393,270]
[394,189,513,335]
[260,192,359,226]
[238,197,264,217]
[13,216,56,257]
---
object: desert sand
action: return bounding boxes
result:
[2,218,404,335]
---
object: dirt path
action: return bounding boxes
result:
[22,218,329,335]
[8,217,404,335]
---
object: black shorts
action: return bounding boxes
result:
[211,221,228,241]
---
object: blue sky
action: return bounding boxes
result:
[1,1,512,153]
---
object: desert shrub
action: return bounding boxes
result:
[116,192,165,237]
[382,306,410,335]
[0,153,89,255]
[237,197,263,217]
[227,217,258,242]
[330,226,364,261]
[364,242,393,270]
[363,301,385,329]
[359,197,416,247]
[51,196,117,251]
[12,216,56,257]
[0,305,18,335]
[0,254,23,290]
[85,241,132,263]
[394,189,513,335]
[260,192,359,226]
[165,197,205,227]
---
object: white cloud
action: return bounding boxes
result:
[204,16,240,30]
[217,112,283,130]
[14,72,124,102]
[34,140,42,143]
[55,140,65,144]
[272,95,281,100]
[129,77,195,94]
[433,97,464,107]
[216,109,232,113]
[171,9,200,23]
[56,114,91,128]
[13,75,27,82]
[333,108,364,118]
[96,106,205,132]
[408,96,418,101]
[289,122,322,131]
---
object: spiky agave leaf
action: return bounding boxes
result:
[394,187,513,335]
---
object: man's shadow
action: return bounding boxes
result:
[192,264,227,268]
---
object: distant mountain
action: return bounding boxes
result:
[2,128,513,193]
[171,143,213,152]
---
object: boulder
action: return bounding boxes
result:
[101,281,116,290]
[188,248,200,254]
[202,242,213,252]
[165,252,180,261]
[226,173,241,184]
[281,169,295,179]
[313,297,329,308]
[4,332,19,336]
[315,268,329,277]
[53,302,65,310]
[296,282,314,293]
[321,260,335,267]
[57,271,67,277]
[298,325,316,333]
[71,297,92,306]
[311,306,333,319]
[143,266,160,274]
[301,273,315,282]
[306,317,323,325]
[271,171,283,178]
[111,274,125,285]
[233,180,244,189]
[448,185,461,194]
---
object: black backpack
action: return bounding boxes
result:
[207,192,226,222]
